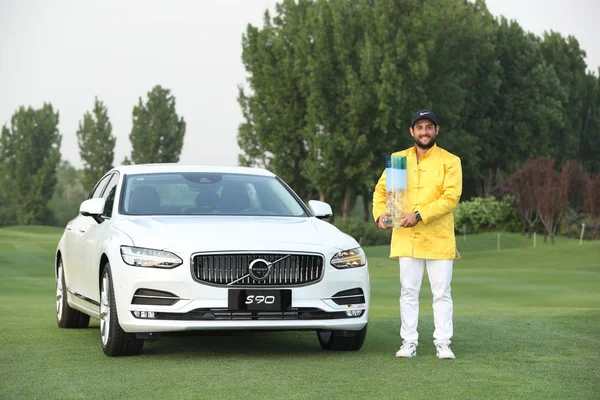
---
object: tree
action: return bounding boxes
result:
[579,71,600,174]
[497,161,539,237]
[419,0,501,198]
[539,32,588,163]
[127,85,186,164]
[530,158,568,244]
[239,0,428,215]
[584,174,600,238]
[483,19,565,194]
[238,0,314,199]
[0,104,61,225]
[48,161,88,227]
[77,97,116,192]
[561,160,588,214]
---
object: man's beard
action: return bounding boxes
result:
[414,135,436,149]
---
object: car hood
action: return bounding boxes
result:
[113,216,358,253]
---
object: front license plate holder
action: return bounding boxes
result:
[228,289,292,311]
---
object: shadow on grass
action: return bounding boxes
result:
[143,329,324,357]
[80,311,599,360]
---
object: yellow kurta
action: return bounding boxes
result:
[372,144,462,260]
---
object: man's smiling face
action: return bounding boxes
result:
[410,119,439,149]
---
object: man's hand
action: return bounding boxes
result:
[376,213,391,230]
[399,212,418,228]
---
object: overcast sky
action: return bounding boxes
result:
[1,0,599,170]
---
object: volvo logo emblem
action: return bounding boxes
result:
[248,259,272,281]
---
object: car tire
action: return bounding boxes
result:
[317,324,368,351]
[56,260,90,329]
[100,263,144,357]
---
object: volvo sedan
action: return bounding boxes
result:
[55,164,370,356]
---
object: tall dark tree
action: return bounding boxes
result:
[0,104,61,225]
[77,97,116,192]
[239,0,428,215]
[539,32,588,163]
[419,0,501,198]
[239,0,313,199]
[579,71,600,174]
[484,19,565,194]
[127,85,186,164]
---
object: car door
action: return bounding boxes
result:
[78,173,120,303]
[67,174,113,303]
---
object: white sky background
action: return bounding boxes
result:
[1,0,599,169]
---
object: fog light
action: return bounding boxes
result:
[345,304,364,317]
[132,311,157,319]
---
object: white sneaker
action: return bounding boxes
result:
[395,342,417,358]
[436,343,455,359]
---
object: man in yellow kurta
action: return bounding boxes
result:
[372,109,462,359]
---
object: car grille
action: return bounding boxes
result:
[192,252,324,286]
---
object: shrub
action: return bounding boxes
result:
[454,196,520,233]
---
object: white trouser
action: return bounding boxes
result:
[399,257,453,346]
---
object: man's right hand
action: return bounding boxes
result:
[377,213,391,230]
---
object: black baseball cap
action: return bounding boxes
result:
[411,109,438,127]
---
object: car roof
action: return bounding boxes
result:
[111,164,275,177]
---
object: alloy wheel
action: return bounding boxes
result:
[100,273,111,346]
[56,265,64,322]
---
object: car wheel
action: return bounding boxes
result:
[100,263,144,357]
[56,260,90,328]
[317,324,367,351]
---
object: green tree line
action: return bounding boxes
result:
[238,0,600,217]
[1,0,600,228]
[0,85,185,226]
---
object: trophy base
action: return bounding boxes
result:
[382,216,404,228]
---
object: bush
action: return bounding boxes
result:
[454,196,520,233]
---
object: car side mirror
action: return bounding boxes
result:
[308,200,332,219]
[80,198,106,223]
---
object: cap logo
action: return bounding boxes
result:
[419,112,429,116]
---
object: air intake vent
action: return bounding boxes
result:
[132,289,180,306]
[331,288,365,305]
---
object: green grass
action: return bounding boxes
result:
[0,227,598,399]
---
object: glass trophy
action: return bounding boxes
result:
[383,155,407,227]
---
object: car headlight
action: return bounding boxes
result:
[120,246,183,269]
[330,247,367,269]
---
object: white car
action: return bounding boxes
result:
[55,164,370,356]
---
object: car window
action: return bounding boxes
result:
[120,172,308,217]
[88,174,112,199]
[101,174,119,218]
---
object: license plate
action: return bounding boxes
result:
[228,289,292,311]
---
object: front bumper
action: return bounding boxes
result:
[112,257,370,333]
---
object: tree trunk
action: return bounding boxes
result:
[482,169,494,197]
[363,194,370,222]
[342,185,353,218]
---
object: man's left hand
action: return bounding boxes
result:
[399,212,419,228]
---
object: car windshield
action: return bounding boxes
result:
[119,172,308,217]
